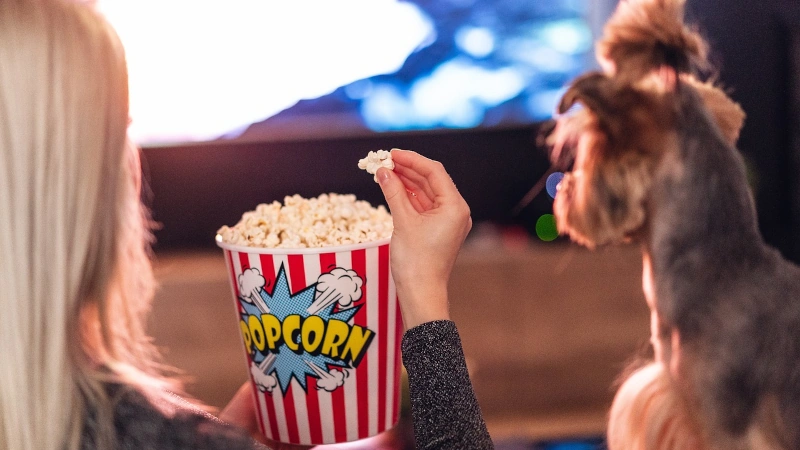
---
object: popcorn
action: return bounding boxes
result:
[216,193,393,248]
[358,149,395,182]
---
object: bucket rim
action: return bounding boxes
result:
[215,235,391,255]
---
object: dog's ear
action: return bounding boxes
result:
[558,72,616,115]
[552,85,673,247]
[554,150,654,248]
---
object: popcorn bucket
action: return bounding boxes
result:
[216,237,403,445]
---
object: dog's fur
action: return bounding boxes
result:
[549,0,800,448]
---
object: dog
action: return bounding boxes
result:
[548,0,800,448]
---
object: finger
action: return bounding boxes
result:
[391,149,460,202]
[397,173,434,210]
[376,167,415,218]
[394,164,436,204]
[407,188,427,213]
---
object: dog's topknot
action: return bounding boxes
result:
[597,0,708,83]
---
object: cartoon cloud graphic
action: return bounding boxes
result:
[251,361,278,393]
[304,360,348,392]
[238,267,270,313]
[307,268,363,315]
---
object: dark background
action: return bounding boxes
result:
[142,0,800,264]
[685,0,800,262]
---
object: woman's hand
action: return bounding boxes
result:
[219,382,269,445]
[376,149,472,330]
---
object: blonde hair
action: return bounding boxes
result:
[607,362,705,450]
[0,1,183,449]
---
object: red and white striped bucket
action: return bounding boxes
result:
[216,237,402,445]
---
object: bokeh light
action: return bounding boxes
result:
[362,58,527,130]
[535,214,559,242]
[539,19,593,55]
[455,26,496,58]
[546,172,565,198]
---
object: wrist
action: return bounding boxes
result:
[395,283,451,330]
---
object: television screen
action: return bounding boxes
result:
[98,0,615,146]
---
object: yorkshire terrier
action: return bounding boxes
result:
[549,0,800,448]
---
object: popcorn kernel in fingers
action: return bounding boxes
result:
[358,149,395,182]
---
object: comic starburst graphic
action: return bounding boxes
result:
[240,265,360,394]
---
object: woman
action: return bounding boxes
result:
[0,1,262,448]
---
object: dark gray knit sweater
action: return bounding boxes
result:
[80,384,268,450]
[401,320,494,449]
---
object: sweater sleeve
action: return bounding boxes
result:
[401,320,494,450]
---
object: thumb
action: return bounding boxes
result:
[376,167,413,217]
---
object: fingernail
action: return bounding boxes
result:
[377,168,390,184]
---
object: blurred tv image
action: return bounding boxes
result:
[100,0,613,146]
